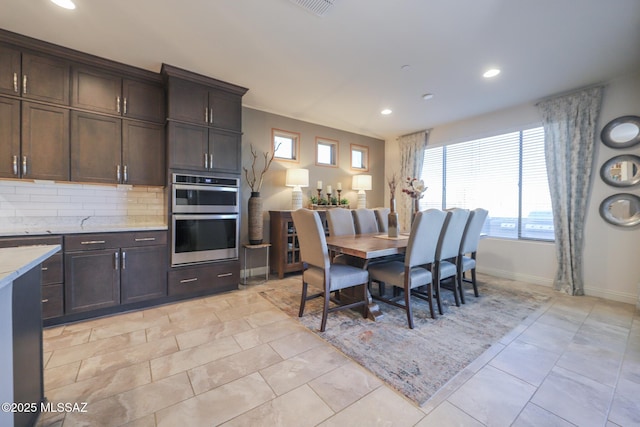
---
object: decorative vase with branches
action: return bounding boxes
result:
[243,144,278,244]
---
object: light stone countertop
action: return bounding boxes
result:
[0,224,168,237]
[0,245,61,290]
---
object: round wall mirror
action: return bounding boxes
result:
[600,154,640,187]
[600,115,640,148]
[599,193,640,227]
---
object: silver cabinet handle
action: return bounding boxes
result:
[22,156,27,176]
[123,165,128,183]
[114,251,119,270]
[13,73,18,93]
[134,237,156,242]
[180,277,198,284]
[209,153,213,170]
[204,107,208,124]
[217,272,233,278]
[122,251,126,269]
[41,299,49,303]
[209,107,213,124]
[81,240,106,245]
[117,164,121,182]
[22,75,27,94]
[12,156,18,175]
[116,96,121,113]
[123,97,127,115]
[41,267,48,271]
[204,153,208,169]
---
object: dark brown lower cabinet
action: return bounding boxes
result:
[64,231,168,315]
[120,245,167,304]
[168,260,239,297]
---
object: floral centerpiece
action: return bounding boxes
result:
[402,177,427,220]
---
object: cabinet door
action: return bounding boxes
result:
[22,53,70,105]
[0,97,20,178]
[70,111,122,183]
[65,249,120,314]
[210,89,242,131]
[122,79,165,123]
[167,122,208,171]
[167,78,208,124]
[120,245,167,304]
[22,102,70,181]
[71,67,121,115]
[0,45,21,96]
[209,129,240,173]
[122,120,165,186]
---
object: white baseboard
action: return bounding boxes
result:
[479,267,639,306]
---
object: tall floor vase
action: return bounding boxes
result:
[248,192,263,244]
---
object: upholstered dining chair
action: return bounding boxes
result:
[326,208,361,267]
[367,209,448,328]
[292,209,369,332]
[374,207,390,232]
[352,208,379,234]
[434,208,470,310]
[457,208,489,303]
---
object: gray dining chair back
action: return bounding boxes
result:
[367,209,448,328]
[457,208,489,303]
[352,208,379,234]
[434,208,470,309]
[326,208,356,236]
[374,208,390,232]
[291,208,369,332]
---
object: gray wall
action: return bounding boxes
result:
[240,107,385,273]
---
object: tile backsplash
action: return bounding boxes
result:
[0,180,167,233]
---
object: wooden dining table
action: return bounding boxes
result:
[324,232,410,321]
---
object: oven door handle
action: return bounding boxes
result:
[173,183,238,193]
[173,213,238,221]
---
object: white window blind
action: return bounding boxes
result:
[421,126,554,241]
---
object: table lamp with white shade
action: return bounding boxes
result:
[352,174,372,209]
[285,168,309,210]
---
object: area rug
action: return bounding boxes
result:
[260,273,553,405]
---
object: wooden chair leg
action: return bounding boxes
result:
[298,281,308,317]
[320,288,330,332]
[435,278,443,315]
[471,268,479,297]
[458,268,466,305]
[452,275,460,307]
[362,283,368,318]
[405,284,414,329]
[427,282,436,319]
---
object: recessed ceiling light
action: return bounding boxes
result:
[483,68,501,78]
[401,65,411,71]
[51,0,76,10]
[422,93,434,100]
[381,109,392,115]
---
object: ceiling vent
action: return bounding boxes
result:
[289,0,335,16]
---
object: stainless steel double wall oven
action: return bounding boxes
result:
[170,173,239,266]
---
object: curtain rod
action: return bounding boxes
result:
[534,82,606,106]
[396,129,431,140]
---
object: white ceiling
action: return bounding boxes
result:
[2,0,640,140]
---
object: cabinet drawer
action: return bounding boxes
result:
[64,233,129,251]
[168,261,239,296]
[41,252,63,285]
[0,235,62,248]
[42,283,64,319]
[128,230,168,247]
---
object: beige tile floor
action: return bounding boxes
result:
[38,275,640,426]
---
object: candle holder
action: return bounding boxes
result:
[317,189,322,201]
[326,192,332,205]
[336,189,342,204]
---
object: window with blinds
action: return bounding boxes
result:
[420,126,554,241]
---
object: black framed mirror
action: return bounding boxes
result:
[600,154,640,187]
[599,193,640,227]
[600,115,640,149]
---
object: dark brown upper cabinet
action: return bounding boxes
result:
[0,96,21,179]
[71,66,165,123]
[167,78,242,131]
[0,45,70,105]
